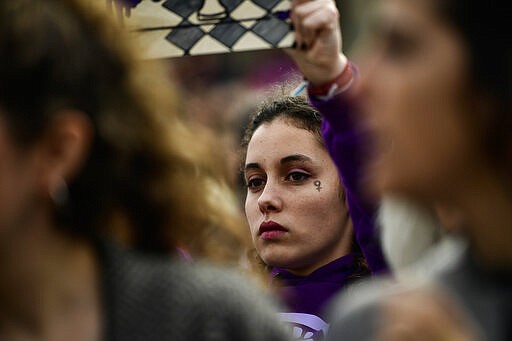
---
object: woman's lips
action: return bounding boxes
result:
[259,221,288,240]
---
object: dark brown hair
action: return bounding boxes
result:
[434,0,511,184]
[241,96,324,166]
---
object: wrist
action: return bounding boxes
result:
[306,54,348,86]
[307,57,353,100]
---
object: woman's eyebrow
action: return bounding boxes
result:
[280,154,313,165]
[244,162,261,171]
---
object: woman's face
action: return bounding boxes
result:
[244,118,350,276]
[356,0,478,200]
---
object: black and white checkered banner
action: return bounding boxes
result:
[121,0,293,58]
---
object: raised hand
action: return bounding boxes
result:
[288,0,347,86]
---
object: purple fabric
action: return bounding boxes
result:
[309,87,388,274]
[271,253,361,319]
[120,0,142,7]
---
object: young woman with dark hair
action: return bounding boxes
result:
[241,94,386,340]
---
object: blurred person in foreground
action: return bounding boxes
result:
[287,0,511,339]
[0,0,291,340]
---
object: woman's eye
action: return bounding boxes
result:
[382,32,417,61]
[246,178,266,191]
[286,172,310,182]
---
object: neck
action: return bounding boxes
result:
[454,171,512,269]
[0,212,102,340]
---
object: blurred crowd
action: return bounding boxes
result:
[0,0,509,340]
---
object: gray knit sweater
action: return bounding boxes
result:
[98,241,289,341]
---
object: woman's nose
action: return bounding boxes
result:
[257,181,283,214]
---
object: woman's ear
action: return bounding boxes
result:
[38,111,93,194]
